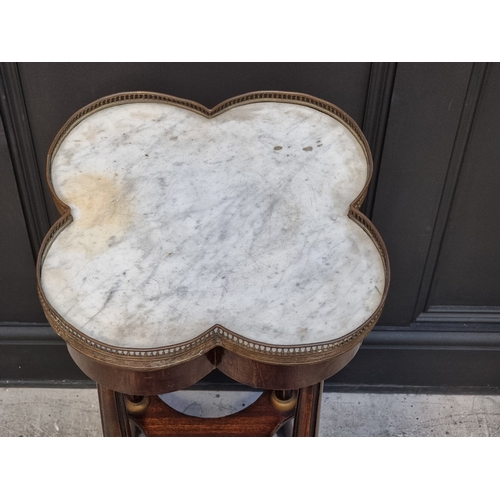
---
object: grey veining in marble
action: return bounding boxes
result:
[41,101,385,348]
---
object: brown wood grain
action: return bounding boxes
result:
[217,344,360,390]
[97,384,131,437]
[69,342,360,396]
[68,345,216,395]
[293,382,324,437]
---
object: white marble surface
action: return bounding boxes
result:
[41,101,385,349]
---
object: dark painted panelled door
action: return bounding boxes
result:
[1,62,500,389]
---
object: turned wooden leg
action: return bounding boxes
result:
[97,384,132,437]
[293,381,324,437]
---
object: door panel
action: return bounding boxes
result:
[372,62,472,325]
[0,114,45,322]
[429,64,500,307]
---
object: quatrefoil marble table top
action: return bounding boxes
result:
[37,91,389,393]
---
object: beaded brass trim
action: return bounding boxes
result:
[37,90,390,370]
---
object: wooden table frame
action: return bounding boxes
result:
[70,342,360,437]
[97,385,322,437]
[37,91,389,437]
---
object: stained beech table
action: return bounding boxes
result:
[37,91,389,437]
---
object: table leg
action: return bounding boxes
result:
[97,384,131,437]
[292,381,324,437]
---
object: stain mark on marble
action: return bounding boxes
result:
[303,146,313,151]
[130,108,159,120]
[60,172,136,255]
[274,146,283,151]
[81,125,104,142]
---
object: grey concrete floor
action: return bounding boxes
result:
[1,387,499,437]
